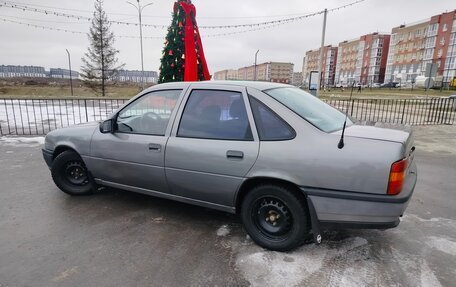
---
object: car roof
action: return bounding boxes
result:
[144,80,292,93]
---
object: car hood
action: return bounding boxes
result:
[333,125,410,144]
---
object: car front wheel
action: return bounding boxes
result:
[241,184,309,251]
[51,150,95,196]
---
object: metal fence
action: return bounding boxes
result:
[0,99,128,136]
[325,97,456,126]
[0,97,455,136]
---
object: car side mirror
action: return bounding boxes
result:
[100,119,114,133]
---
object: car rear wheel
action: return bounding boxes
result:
[241,184,309,251]
[51,150,95,196]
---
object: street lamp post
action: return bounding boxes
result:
[254,49,260,81]
[127,0,153,90]
[65,49,74,97]
[317,8,328,97]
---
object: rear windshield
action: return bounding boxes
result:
[264,87,352,133]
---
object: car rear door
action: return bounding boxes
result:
[88,89,184,193]
[165,84,260,207]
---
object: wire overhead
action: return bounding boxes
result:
[0,0,367,30]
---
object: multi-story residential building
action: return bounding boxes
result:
[292,72,303,87]
[386,10,456,86]
[385,20,429,84]
[335,33,390,86]
[214,62,294,84]
[114,70,158,84]
[0,65,46,78]
[334,38,359,84]
[49,68,79,79]
[213,69,238,80]
[302,46,338,87]
[431,11,456,86]
[361,33,391,84]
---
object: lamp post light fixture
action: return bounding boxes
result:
[127,0,153,90]
[65,49,74,97]
[254,49,260,81]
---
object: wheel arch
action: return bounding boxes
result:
[53,145,79,160]
[235,177,308,213]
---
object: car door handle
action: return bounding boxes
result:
[148,143,161,152]
[226,150,244,159]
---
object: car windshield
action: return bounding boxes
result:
[264,87,352,133]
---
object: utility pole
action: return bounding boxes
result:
[65,49,74,97]
[316,8,328,97]
[254,49,260,81]
[127,0,153,90]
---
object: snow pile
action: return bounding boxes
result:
[427,236,456,256]
[216,225,230,237]
[229,212,456,286]
[0,136,45,146]
[235,237,369,287]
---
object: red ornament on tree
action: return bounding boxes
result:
[169,50,174,56]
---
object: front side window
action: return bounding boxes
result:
[178,90,253,141]
[116,90,181,135]
[264,87,352,133]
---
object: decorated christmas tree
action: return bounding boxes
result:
[159,0,210,83]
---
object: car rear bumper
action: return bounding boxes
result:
[42,148,53,169]
[302,161,417,230]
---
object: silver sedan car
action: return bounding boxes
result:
[42,81,417,251]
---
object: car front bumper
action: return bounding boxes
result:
[302,161,417,230]
[42,148,53,169]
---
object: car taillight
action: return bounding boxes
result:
[387,158,408,195]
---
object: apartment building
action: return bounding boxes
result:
[292,72,303,87]
[113,70,158,84]
[302,46,338,87]
[213,69,238,80]
[334,33,390,85]
[334,39,360,85]
[431,11,456,86]
[214,62,294,84]
[0,65,46,78]
[385,20,430,83]
[49,68,79,79]
[385,10,456,86]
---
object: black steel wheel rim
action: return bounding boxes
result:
[64,161,89,186]
[251,196,293,240]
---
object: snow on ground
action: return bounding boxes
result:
[427,236,456,256]
[216,225,230,237]
[217,213,456,287]
[0,136,45,147]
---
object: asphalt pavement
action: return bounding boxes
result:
[0,125,455,287]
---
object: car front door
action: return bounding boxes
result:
[88,89,184,193]
[165,85,260,209]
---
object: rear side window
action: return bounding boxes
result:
[249,96,295,141]
[178,90,253,141]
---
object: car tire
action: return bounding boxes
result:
[51,150,95,196]
[241,184,309,251]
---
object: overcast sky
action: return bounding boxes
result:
[0,0,454,74]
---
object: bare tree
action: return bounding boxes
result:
[81,0,124,96]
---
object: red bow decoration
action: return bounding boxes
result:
[180,1,210,81]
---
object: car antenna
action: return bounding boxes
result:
[338,82,355,149]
